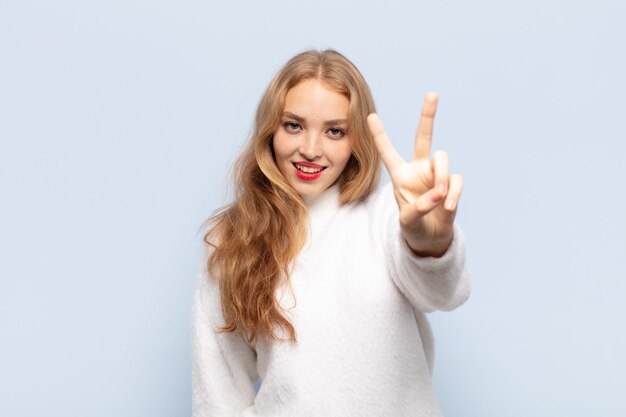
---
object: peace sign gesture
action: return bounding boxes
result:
[367,92,463,258]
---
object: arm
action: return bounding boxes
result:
[368,93,470,312]
[192,254,258,417]
[386,216,471,312]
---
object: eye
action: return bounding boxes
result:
[327,127,345,139]
[283,122,301,133]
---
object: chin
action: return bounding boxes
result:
[294,185,323,197]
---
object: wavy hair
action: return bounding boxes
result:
[202,49,380,345]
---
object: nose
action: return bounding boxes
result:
[298,132,323,160]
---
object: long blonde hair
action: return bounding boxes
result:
[203,49,380,344]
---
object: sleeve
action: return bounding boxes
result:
[376,183,471,313]
[191,250,258,417]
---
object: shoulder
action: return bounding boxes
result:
[333,182,397,240]
[192,244,225,327]
[367,181,395,205]
[359,181,397,219]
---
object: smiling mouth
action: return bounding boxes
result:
[293,162,326,174]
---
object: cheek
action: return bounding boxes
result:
[272,134,291,163]
[330,141,353,167]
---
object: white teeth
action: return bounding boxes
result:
[295,164,323,173]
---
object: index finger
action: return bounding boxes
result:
[414,92,438,161]
[367,113,404,174]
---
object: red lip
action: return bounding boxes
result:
[292,161,325,181]
[294,161,324,169]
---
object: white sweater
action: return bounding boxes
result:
[192,182,471,417]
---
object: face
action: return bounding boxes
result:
[272,79,353,198]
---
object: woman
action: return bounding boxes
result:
[193,49,470,416]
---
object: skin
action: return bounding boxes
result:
[272,79,353,198]
[367,92,463,257]
[273,80,462,258]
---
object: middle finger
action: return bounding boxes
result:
[414,92,438,161]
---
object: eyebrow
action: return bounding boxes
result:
[282,111,348,127]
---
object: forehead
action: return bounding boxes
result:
[283,79,350,120]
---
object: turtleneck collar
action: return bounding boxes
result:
[302,183,341,213]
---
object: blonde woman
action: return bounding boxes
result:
[193,49,470,416]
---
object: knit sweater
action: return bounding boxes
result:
[192,182,471,417]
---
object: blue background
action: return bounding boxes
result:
[1,0,625,415]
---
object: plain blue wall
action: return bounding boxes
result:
[1,1,625,416]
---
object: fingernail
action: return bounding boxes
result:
[445,198,455,210]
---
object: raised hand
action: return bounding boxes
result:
[367,92,463,257]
